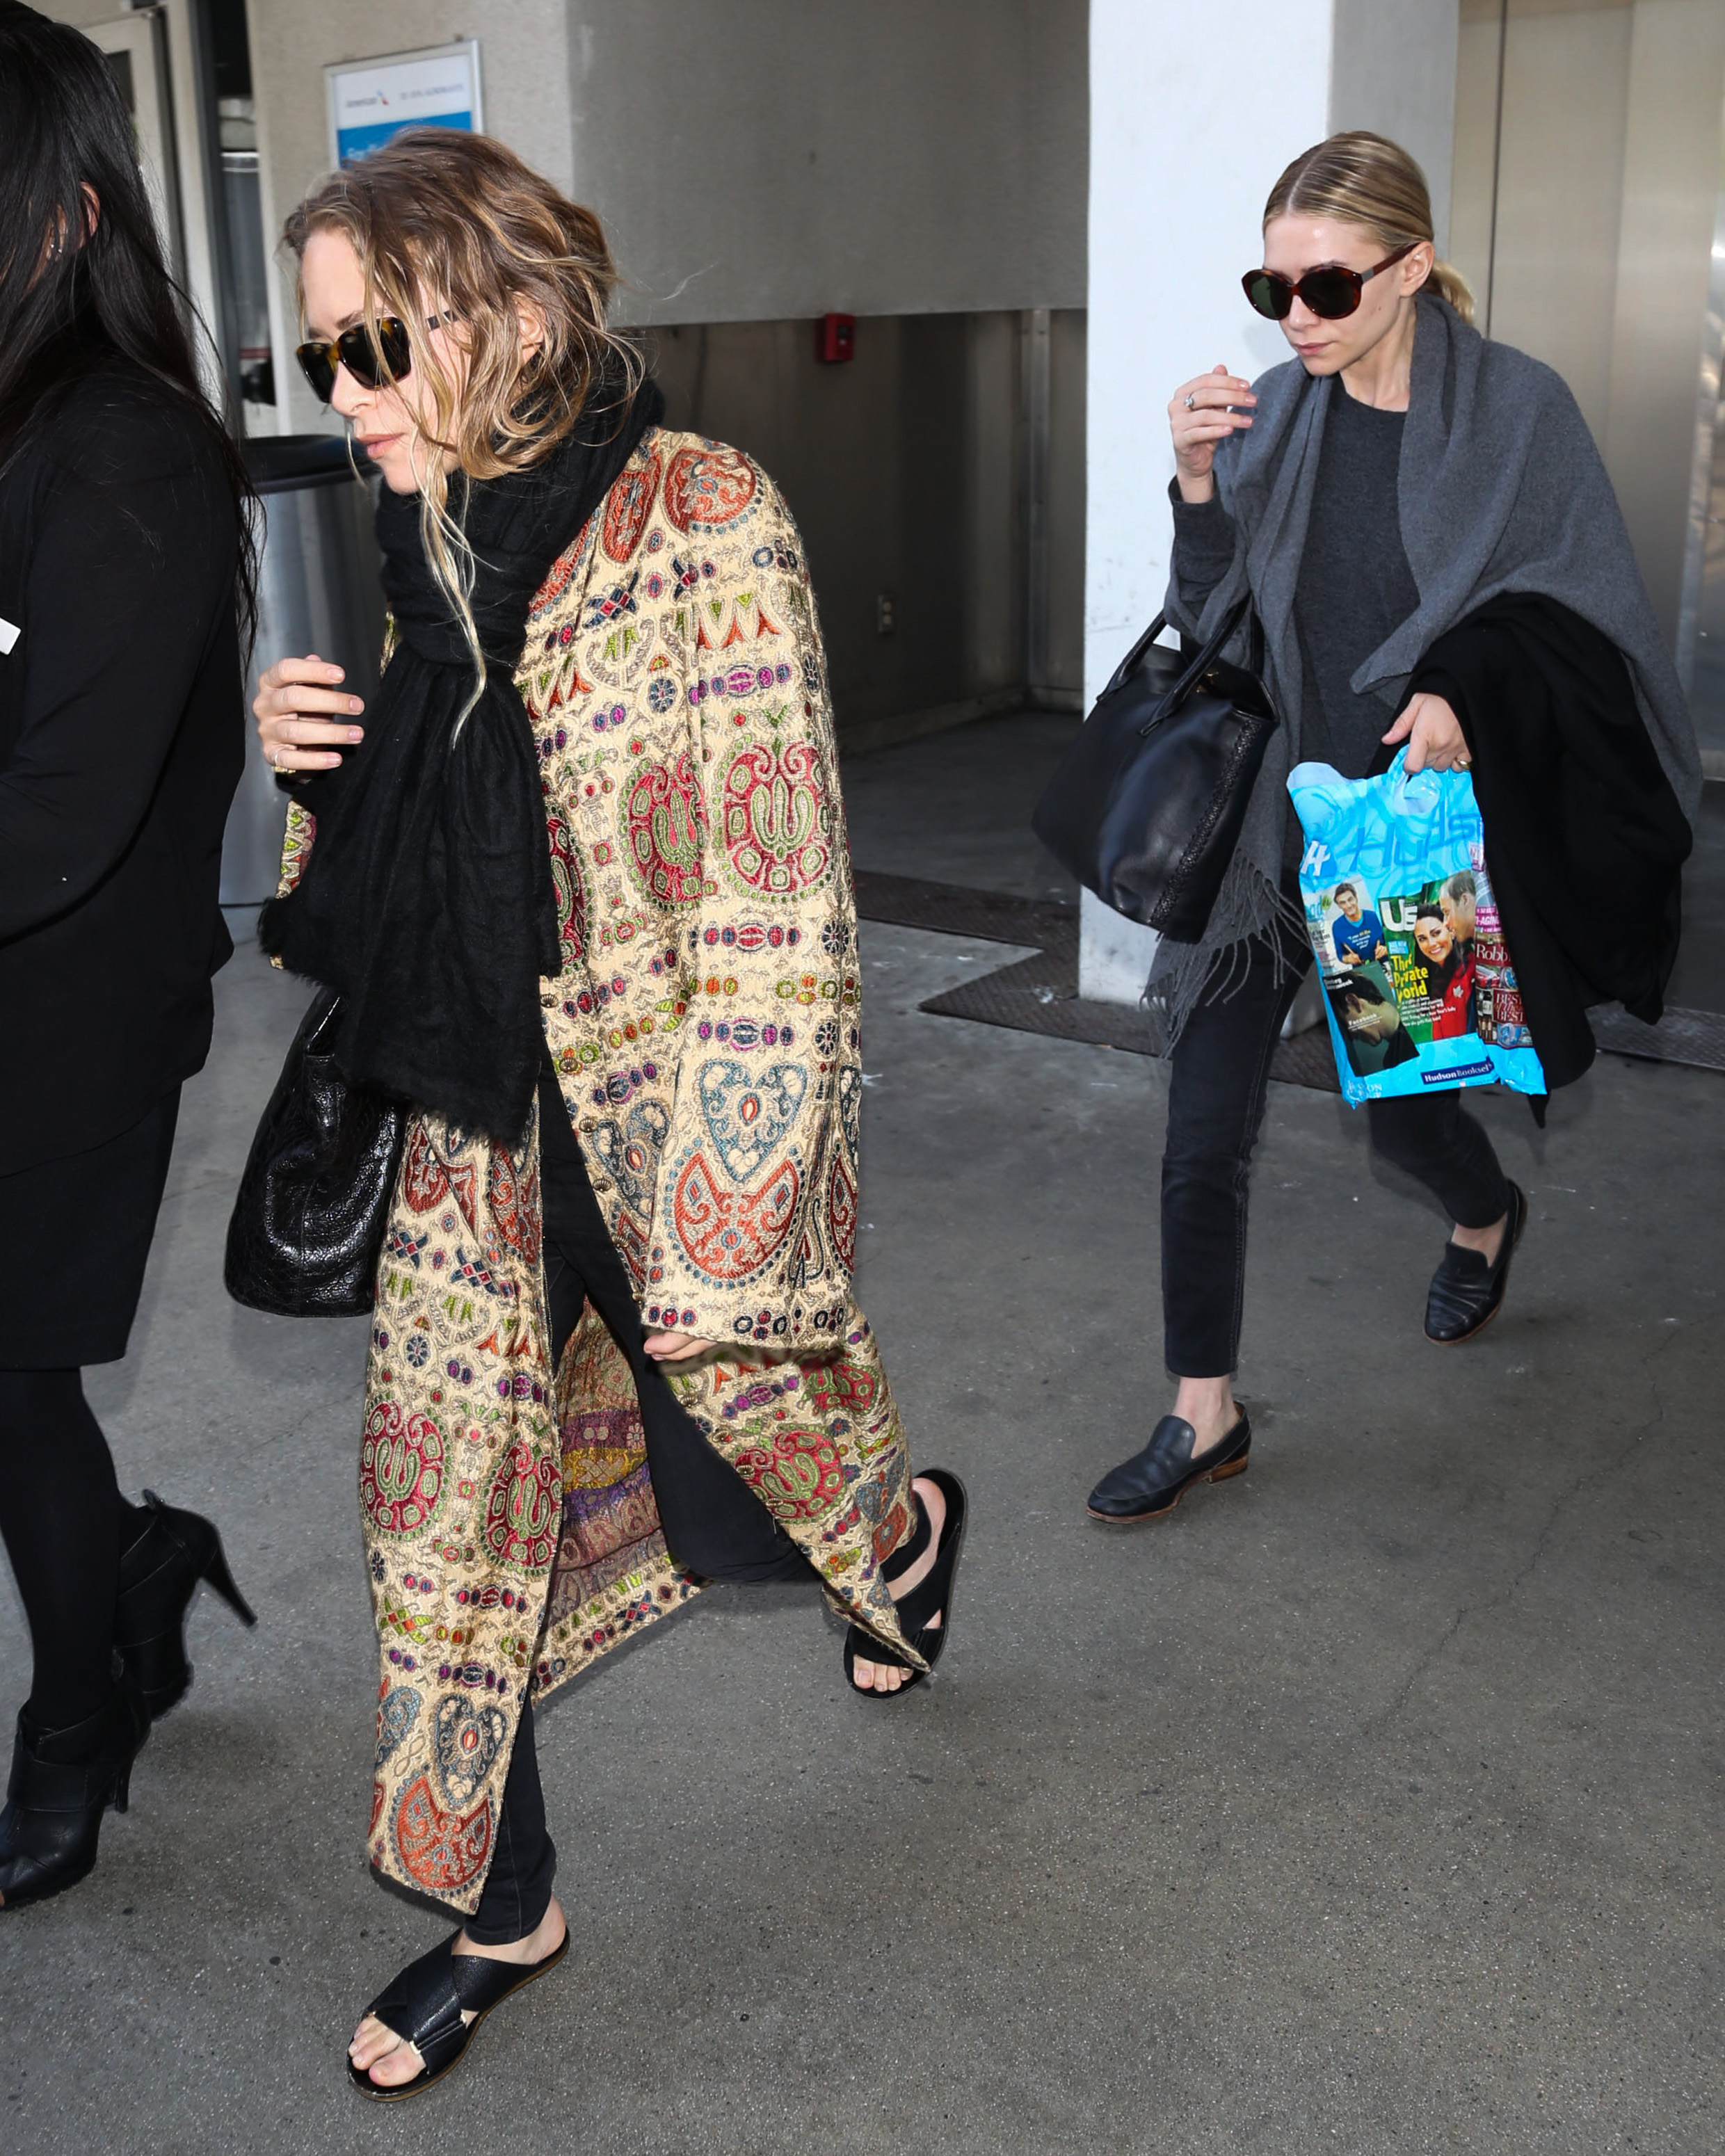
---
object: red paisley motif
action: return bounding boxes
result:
[732,1424,846,1520]
[663,443,758,533]
[392,1772,492,1894]
[722,740,832,897]
[673,1152,799,1282]
[826,1152,858,1270]
[545,809,587,960]
[360,1401,446,1535]
[625,752,707,907]
[486,1151,542,1264]
[872,1499,909,1564]
[369,1779,386,1837]
[602,447,662,561]
[403,1125,447,1212]
[483,1440,561,1572]
[402,1127,477,1228]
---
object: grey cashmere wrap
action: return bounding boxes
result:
[1149,293,1701,1045]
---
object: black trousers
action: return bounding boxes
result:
[1162,912,1511,1378]
[465,1070,810,1945]
[0,1091,179,1733]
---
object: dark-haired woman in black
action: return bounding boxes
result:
[0,2,257,1910]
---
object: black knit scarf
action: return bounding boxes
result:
[261,377,665,1145]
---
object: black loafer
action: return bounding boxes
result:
[1086,1413,1251,1525]
[1425,1181,1527,1344]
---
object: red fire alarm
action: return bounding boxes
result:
[817,312,856,363]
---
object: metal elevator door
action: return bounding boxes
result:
[1451,0,1725,770]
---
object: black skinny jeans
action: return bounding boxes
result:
[465,1068,811,1945]
[1162,908,1511,1378]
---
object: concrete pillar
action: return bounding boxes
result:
[1079,0,1459,1006]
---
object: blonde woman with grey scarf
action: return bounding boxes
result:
[1087,132,1698,1528]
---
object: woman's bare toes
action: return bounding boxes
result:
[349,2014,424,2086]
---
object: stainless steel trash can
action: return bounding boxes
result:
[220,435,387,906]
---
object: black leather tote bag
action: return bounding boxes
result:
[224,988,407,1316]
[1032,596,1278,942]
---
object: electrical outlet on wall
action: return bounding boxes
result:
[876,592,895,636]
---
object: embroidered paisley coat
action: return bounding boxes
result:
[280,430,922,1913]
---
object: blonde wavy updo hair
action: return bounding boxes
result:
[284,129,643,709]
[1265,130,1475,325]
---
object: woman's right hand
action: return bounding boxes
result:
[1169,363,1255,502]
[253,652,366,773]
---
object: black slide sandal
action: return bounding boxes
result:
[843,1469,968,1700]
[348,1927,570,2101]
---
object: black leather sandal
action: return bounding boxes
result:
[348,1926,570,2101]
[842,1469,968,1699]
[115,1490,256,1719]
[1425,1182,1527,1344]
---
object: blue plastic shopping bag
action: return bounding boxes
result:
[1286,750,1546,1107]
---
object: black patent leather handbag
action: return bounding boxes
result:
[1031,595,1278,942]
[223,988,406,1317]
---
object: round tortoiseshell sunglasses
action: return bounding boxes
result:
[1242,243,1418,321]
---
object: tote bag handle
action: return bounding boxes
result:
[1137,595,1258,737]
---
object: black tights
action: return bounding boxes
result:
[0,1369,143,1732]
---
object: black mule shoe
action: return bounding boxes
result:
[0,1668,150,1911]
[1425,1182,1527,1344]
[115,1489,256,1719]
[349,1927,570,2101]
[842,1469,968,1699]
[1086,1413,1251,1525]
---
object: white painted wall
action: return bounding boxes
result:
[1078,0,1463,1006]
[1080,0,1334,1002]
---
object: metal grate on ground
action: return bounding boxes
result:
[853,869,1725,1088]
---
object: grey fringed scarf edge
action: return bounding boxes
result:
[1139,851,1307,1054]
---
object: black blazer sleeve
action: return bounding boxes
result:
[0,403,234,942]
[0,369,244,1173]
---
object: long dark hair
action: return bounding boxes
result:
[0,2,257,645]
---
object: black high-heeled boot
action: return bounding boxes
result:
[0,1668,150,1911]
[113,1490,256,1719]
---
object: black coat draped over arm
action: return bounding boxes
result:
[0,362,243,1173]
[1408,592,1692,1093]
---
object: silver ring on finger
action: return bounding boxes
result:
[1184,392,1198,410]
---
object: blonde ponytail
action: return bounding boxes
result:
[1426,258,1475,325]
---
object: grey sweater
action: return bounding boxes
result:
[1173,392,1418,786]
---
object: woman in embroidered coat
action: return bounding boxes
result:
[252,131,965,2099]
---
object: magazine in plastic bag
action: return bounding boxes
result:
[1287,749,1546,1106]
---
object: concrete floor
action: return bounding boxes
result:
[2,716,1722,2154]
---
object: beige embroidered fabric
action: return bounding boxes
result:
[280,431,922,1912]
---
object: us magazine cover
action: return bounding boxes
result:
[1287,753,1546,1107]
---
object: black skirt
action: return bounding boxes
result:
[0,1088,182,1369]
